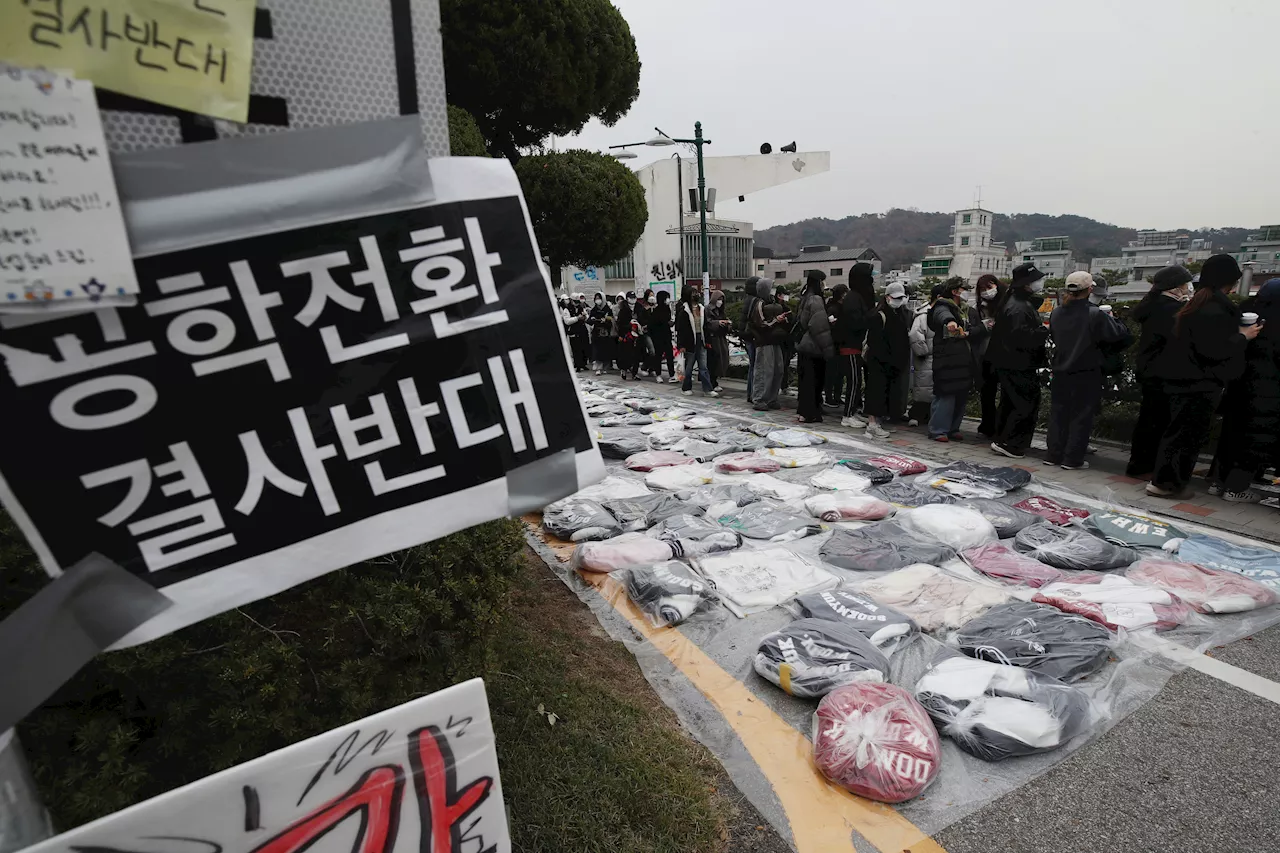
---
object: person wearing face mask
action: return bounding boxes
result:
[706,289,732,391]
[615,292,639,380]
[861,282,912,438]
[645,290,675,382]
[970,274,1003,437]
[1043,272,1133,470]
[560,297,588,372]
[739,276,763,402]
[675,284,719,397]
[634,289,656,377]
[1126,265,1194,477]
[795,271,835,423]
[986,263,1050,458]
[823,284,851,409]
[1089,274,1110,306]
[750,277,791,410]
[907,282,943,427]
[926,277,975,441]
[1210,277,1280,502]
[1145,255,1261,499]
[588,292,615,375]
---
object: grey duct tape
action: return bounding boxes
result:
[506,449,580,516]
[0,554,172,733]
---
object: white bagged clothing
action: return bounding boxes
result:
[696,548,840,616]
[757,447,827,468]
[896,505,998,551]
[809,467,873,492]
[742,473,812,503]
[645,465,716,490]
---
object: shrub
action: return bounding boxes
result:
[4,511,525,831]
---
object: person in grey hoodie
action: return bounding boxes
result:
[750,277,792,410]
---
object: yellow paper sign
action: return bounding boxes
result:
[1,0,255,123]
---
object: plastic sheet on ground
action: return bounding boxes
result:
[528,377,1280,849]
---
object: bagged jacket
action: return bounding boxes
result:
[805,492,895,523]
[1013,496,1090,526]
[787,589,918,651]
[1175,534,1280,593]
[1032,574,1193,631]
[601,492,691,531]
[543,498,620,541]
[870,481,959,508]
[961,542,1068,588]
[619,561,720,627]
[813,683,941,803]
[836,458,894,485]
[914,653,1095,761]
[1126,558,1278,614]
[895,505,998,551]
[1082,511,1187,549]
[754,618,891,698]
[953,601,1112,682]
[821,521,956,572]
[1014,522,1141,571]
[717,503,822,541]
[697,548,839,616]
[854,565,1011,631]
[932,462,1032,494]
[958,499,1042,538]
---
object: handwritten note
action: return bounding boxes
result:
[0,0,255,123]
[0,65,139,307]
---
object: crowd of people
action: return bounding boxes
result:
[564,252,1277,506]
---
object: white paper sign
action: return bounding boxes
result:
[0,65,139,309]
[20,678,510,853]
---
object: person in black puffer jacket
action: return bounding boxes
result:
[1126,265,1193,477]
[837,264,876,426]
[1146,254,1261,499]
[971,274,1003,436]
[926,277,974,441]
[986,263,1049,458]
[1209,277,1280,502]
[739,275,763,402]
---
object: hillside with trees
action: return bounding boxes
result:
[754,209,1253,272]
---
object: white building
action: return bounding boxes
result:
[1233,225,1280,280]
[1013,237,1074,282]
[920,208,1010,285]
[785,245,882,287]
[566,150,831,297]
[1089,230,1214,282]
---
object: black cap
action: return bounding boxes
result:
[1199,254,1242,290]
[1151,265,1193,292]
[1011,262,1046,289]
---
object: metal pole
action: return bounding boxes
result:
[1240,262,1255,297]
[675,153,685,293]
[695,121,709,291]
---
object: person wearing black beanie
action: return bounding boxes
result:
[1126,264,1195,477]
[1145,255,1262,499]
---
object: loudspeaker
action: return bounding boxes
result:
[705,188,716,213]
[688,188,698,212]
[780,141,797,153]
[760,142,772,154]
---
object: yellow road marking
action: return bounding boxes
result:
[525,518,945,853]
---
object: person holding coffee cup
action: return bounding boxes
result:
[1210,277,1280,503]
[1144,255,1261,500]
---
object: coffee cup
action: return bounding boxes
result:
[1242,312,1259,326]
[1100,305,1113,315]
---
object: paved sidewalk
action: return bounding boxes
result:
[609,372,1280,544]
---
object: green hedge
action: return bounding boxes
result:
[3,511,525,830]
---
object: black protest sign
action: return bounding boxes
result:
[0,183,600,642]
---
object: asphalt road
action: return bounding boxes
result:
[937,623,1280,853]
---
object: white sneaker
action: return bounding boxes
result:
[866,424,890,439]
[682,390,693,396]
[594,369,602,376]
[707,390,720,398]
[655,375,664,383]
[907,418,919,427]
[1061,462,1090,471]
[841,416,867,429]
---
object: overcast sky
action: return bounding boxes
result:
[565,0,1280,231]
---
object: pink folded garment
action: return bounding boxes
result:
[1125,558,1278,614]
[961,542,1068,588]
[804,493,895,522]
[715,452,781,474]
[866,455,928,476]
[1032,574,1192,631]
[625,450,696,472]
[1013,496,1090,526]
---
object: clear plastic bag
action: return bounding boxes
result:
[785,589,918,652]
[1175,534,1280,593]
[925,478,1007,499]
[542,498,621,542]
[866,454,928,476]
[766,428,827,447]
[651,407,696,421]
[957,498,1042,539]
[960,542,1067,588]
[652,512,725,541]
[1012,496,1090,526]
[1031,574,1194,631]
[696,548,840,616]
[596,412,653,427]
[683,415,720,430]
[803,493,894,523]
[754,618,891,698]
[1126,557,1278,614]
[950,601,1112,682]
[624,450,696,472]
[809,466,873,492]
[596,433,649,459]
[932,462,1032,494]
[820,521,956,572]
[571,476,651,502]
[645,464,716,490]
[616,560,721,627]
[672,438,735,462]
[895,505,998,551]
[601,493,691,532]
[869,482,959,508]
[853,564,1012,632]
[1013,522,1141,571]
[741,473,813,503]
[570,532,676,572]
[812,682,942,803]
[914,652,1097,761]
[715,452,781,474]
[1082,511,1188,549]
[674,484,760,508]
[716,503,822,542]
[640,420,686,435]
[833,458,894,485]
[757,447,827,468]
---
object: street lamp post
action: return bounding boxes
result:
[609,122,713,292]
